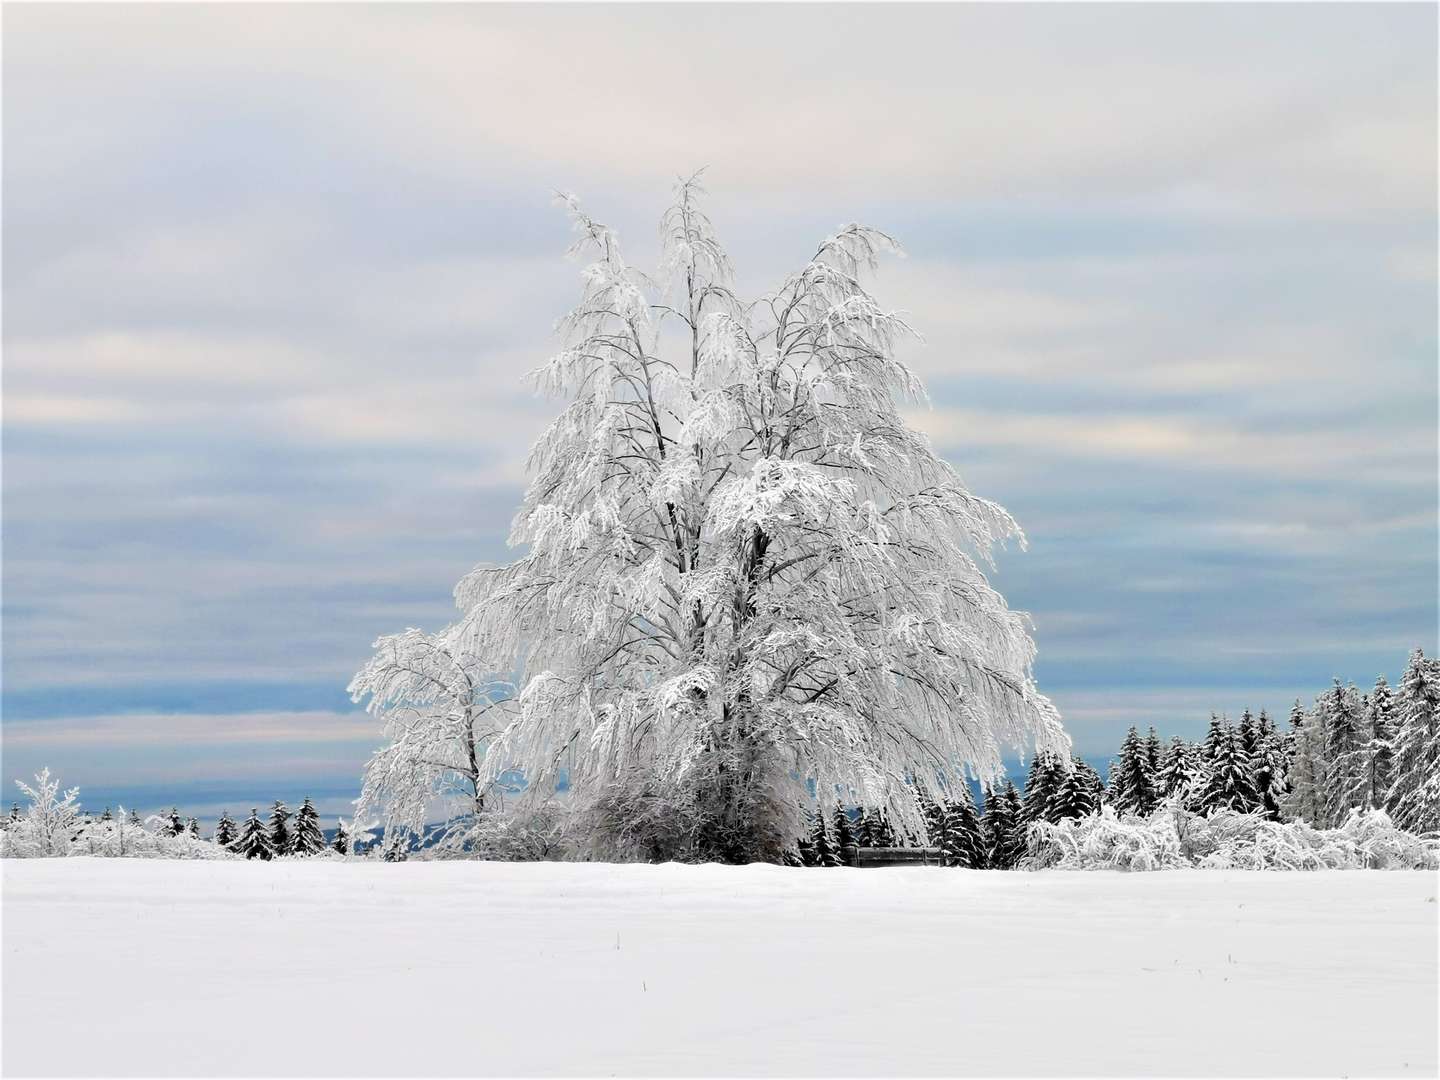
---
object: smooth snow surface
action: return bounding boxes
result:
[3,860,1436,1077]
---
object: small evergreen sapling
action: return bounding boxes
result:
[332,819,350,855]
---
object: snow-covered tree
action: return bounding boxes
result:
[1108,727,1156,816]
[1155,736,1203,806]
[1,769,83,857]
[1282,700,1327,825]
[214,812,238,848]
[186,817,200,839]
[1361,675,1397,811]
[811,807,839,867]
[940,785,985,867]
[332,820,350,855]
[267,801,291,856]
[855,806,895,848]
[234,809,273,860]
[1142,727,1162,782]
[166,808,185,838]
[832,802,855,860]
[1022,751,1065,825]
[353,177,1068,863]
[1321,680,1367,825]
[292,798,326,856]
[1049,756,1102,821]
[1387,649,1440,835]
[1198,722,1259,815]
[1251,714,1288,821]
[349,628,510,851]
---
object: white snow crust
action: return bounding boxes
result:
[3,860,1436,1076]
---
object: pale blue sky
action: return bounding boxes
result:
[3,3,1435,820]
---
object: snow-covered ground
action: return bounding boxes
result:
[3,860,1435,1077]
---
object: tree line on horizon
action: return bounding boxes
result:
[798,645,1440,868]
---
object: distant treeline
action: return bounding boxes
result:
[799,646,1439,868]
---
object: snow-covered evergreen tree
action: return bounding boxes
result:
[127,809,141,826]
[1282,699,1327,825]
[1387,648,1440,835]
[1155,736,1202,805]
[233,809,273,860]
[166,808,185,837]
[1251,714,1288,821]
[352,178,1068,863]
[1049,756,1102,821]
[1108,727,1156,815]
[292,798,326,856]
[214,812,237,848]
[1022,751,1065,825]
[811,808,839,867]
[1321,679,1367,826]
[832,802,855,860]
[941,785,985,868]
[266,802,291,857]
[1198,721,1259,815]
[332,819,350,855]
[1143,727,1161,782]
[1362,674,1397,811]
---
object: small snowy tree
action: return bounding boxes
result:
[214,812,238,848]
[1,769,83,857]
[166,808,185,837]
[353,177,1068,863]
[349,628,509,851]
[1387,648,1440,835]
[1022,751,1065,826]
[267,801,292,856]
[292,798,326,856]
[332,819,351,855]
[234,809,273,860]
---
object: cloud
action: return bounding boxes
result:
[2,3,1434,791]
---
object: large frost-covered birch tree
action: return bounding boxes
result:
[352,177,1068,862]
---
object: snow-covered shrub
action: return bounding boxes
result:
[1024,802,1437,871]
[67,814,237,860]
[421,804,578,862]
[0,770,83,857]
[1025,806,1187,871]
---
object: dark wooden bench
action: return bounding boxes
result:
[845,845,944,868]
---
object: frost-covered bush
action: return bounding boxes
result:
[1025,802,1438,871]
[0,769,237,860]
[419,805,578,862]
[0,770,83,857]
[66,815,237,860]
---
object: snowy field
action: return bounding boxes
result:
[3,861,1436,1077]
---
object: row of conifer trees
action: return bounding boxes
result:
[210,799,345,859]
[796,646,1439,867]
